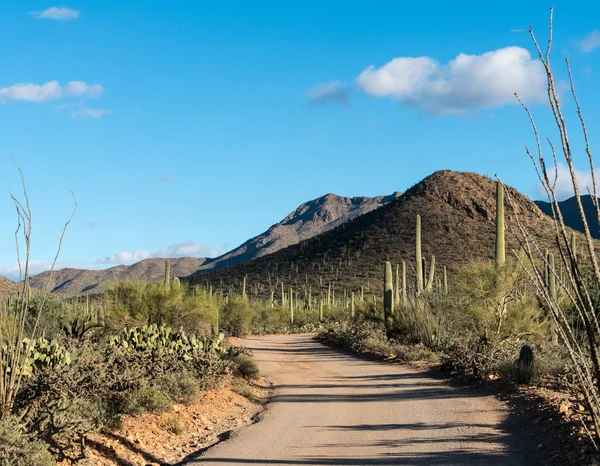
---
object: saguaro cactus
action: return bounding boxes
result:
[289,288,294,324]
[425,255,436,293]
[351,292,355,319]
[164,260,171,289]
[384,261,394,339]
[402,260,407,306]
[395,264,400,308]
[172,276,181,289]
[416,215,424,294]
[495,181,505,267]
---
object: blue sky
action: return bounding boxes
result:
[0,1,599,279]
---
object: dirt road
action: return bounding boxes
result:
[192,334,536,465]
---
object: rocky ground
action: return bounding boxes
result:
[78,378,269,466]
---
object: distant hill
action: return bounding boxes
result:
[0,276,17,295]
[534,195,600,239]
[189,170,571,301]
[199,192,402,271]
[28,257,207,295]
[27,192,400,295]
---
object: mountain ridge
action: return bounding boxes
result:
[534,195,600,239]
[188,170,571,300]
[24,191,401,295]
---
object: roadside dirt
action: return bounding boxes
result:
[80,378,269,466]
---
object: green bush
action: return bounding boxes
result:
[156,372,200,405]
[123,387,172,415]
[0,415,55,466]
[233,354,260,380]
[221,299,257,336]
[162,416,185,435]
[229,378,254,398]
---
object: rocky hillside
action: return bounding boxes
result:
[534,195,600,239]
[27,192,399,295]
[189,170,570,300]
[0,276,17,295]
[199,192,401,270]
[28,257,206,295]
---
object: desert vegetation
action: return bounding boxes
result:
[1,7,598,464]
[0,180,261,464]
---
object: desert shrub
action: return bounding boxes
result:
[391,343,440,363]
[156,372,200,405]
[24,294,73,341]
[497,343,570,385]
[233,353,260,380]
[393,300,451,347]
[319,320,387,353]
[229,378,253,398]
[162,416,185,435]
[439,336,518,381]
[360,337,394,356]
[220,298,257,336]
[123,387,172,415]
[255,305,290,333]
[0,415,55,466]
[102,280,215,332]
[186,351,233,390]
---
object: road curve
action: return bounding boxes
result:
[192,334,535,465]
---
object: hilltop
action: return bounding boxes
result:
[199,192,401,270]
[189,170,563,300]
[27,193,400,295]
[0,276,17,295]
[28,257,206,295]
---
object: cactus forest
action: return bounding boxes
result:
[1,5,599,466]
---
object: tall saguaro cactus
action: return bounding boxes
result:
[402,260,407,306]
[164,260,171,289]
[425,255,436,292]
[416,215,424,294]
[289,288,294,324]
[384,261,394,339]
[395,264,400,308]
[495,181,506,267]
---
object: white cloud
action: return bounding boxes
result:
[98,250,152,265]
[356,46,546,115]
[0,81,103,103]
[576,31,600,53]
[69,108,110,119]
[304,81,348,105]
[31,7,80,21]
[98,242,221,265]
[536,163,600,200]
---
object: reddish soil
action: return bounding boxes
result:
[80,378,269,466]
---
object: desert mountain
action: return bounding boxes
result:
[28,257,207,295]
[534,195,600,239]
[28,192,400,295]
[189,170,566,300]
[199,192,402,271]
[0,276,17,295]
